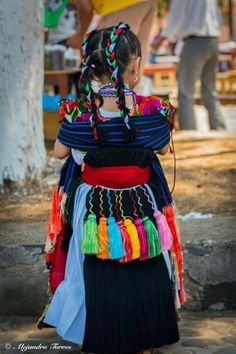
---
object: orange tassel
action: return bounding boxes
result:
[45,186,65,266]
[97,217,109,259]
[47,186,65,243]
[164,204,186,305]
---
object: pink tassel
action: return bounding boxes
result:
[135,218,149,260]
[117,220,132,263]
[153,210,173,251]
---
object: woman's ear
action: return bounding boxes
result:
[133,56,142,85]
[134,56,141,73]
[130,56,141,74]
[123,56,142,88]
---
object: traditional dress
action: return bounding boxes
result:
[37,93,186,354]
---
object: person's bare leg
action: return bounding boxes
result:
[97,0,157,68]
[136,0,157,69]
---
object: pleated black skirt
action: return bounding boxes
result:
[81,253,180,354]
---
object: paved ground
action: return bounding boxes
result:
[0,311,236,354]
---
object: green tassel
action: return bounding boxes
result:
[142,216,162,258]
[81,213,100,254]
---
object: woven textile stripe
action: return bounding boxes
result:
[57,113,170,151]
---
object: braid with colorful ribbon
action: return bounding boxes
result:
[79,30,101,140]
[105,22,138,141]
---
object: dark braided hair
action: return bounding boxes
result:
[78,22,141,142]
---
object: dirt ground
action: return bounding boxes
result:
[162,134,236,216]
[1,135,236,223]
[1,310,236,354]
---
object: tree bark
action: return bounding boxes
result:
[0,0,46,184]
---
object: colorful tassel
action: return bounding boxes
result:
[135,218,149,261]
[46,186,65,252]
[118,220,132,262]
[44,186,66,269]
[108,216,124,259]
[81,213,100,254]
[124,218,140,260]
[142,216,162,258]
[164,204,186,305]
[97,217,109,259]
[154,210,173,251]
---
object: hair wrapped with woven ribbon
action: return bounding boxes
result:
[78,22,141,142]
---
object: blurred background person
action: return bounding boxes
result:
[152,0,226,130]
[68,0,157,68]
[45,0,81,95]
[46,0,77,46]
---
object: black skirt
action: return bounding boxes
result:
[81,253,180,354]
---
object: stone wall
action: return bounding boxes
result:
[0,217,235,315]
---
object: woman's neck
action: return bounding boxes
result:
[100,95,135,112]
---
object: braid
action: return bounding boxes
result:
[79,30,100,140]
[105,22,138,140]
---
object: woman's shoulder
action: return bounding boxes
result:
[134,93,175,118]
[59,98,90,122]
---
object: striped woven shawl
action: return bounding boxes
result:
[57,113,170,151]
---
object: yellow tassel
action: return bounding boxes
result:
[124,218,140,260]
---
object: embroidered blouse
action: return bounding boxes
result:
[59,93,174,122]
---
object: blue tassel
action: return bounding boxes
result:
[107,216,125,259]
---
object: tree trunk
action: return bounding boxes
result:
[0,0,46,184]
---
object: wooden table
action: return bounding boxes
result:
[44,69,81,97]
[143,63,177,76]
[143,63,177,93]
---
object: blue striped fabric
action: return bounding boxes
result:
[57,113,170,151]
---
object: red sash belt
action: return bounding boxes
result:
[82,164,150,189]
